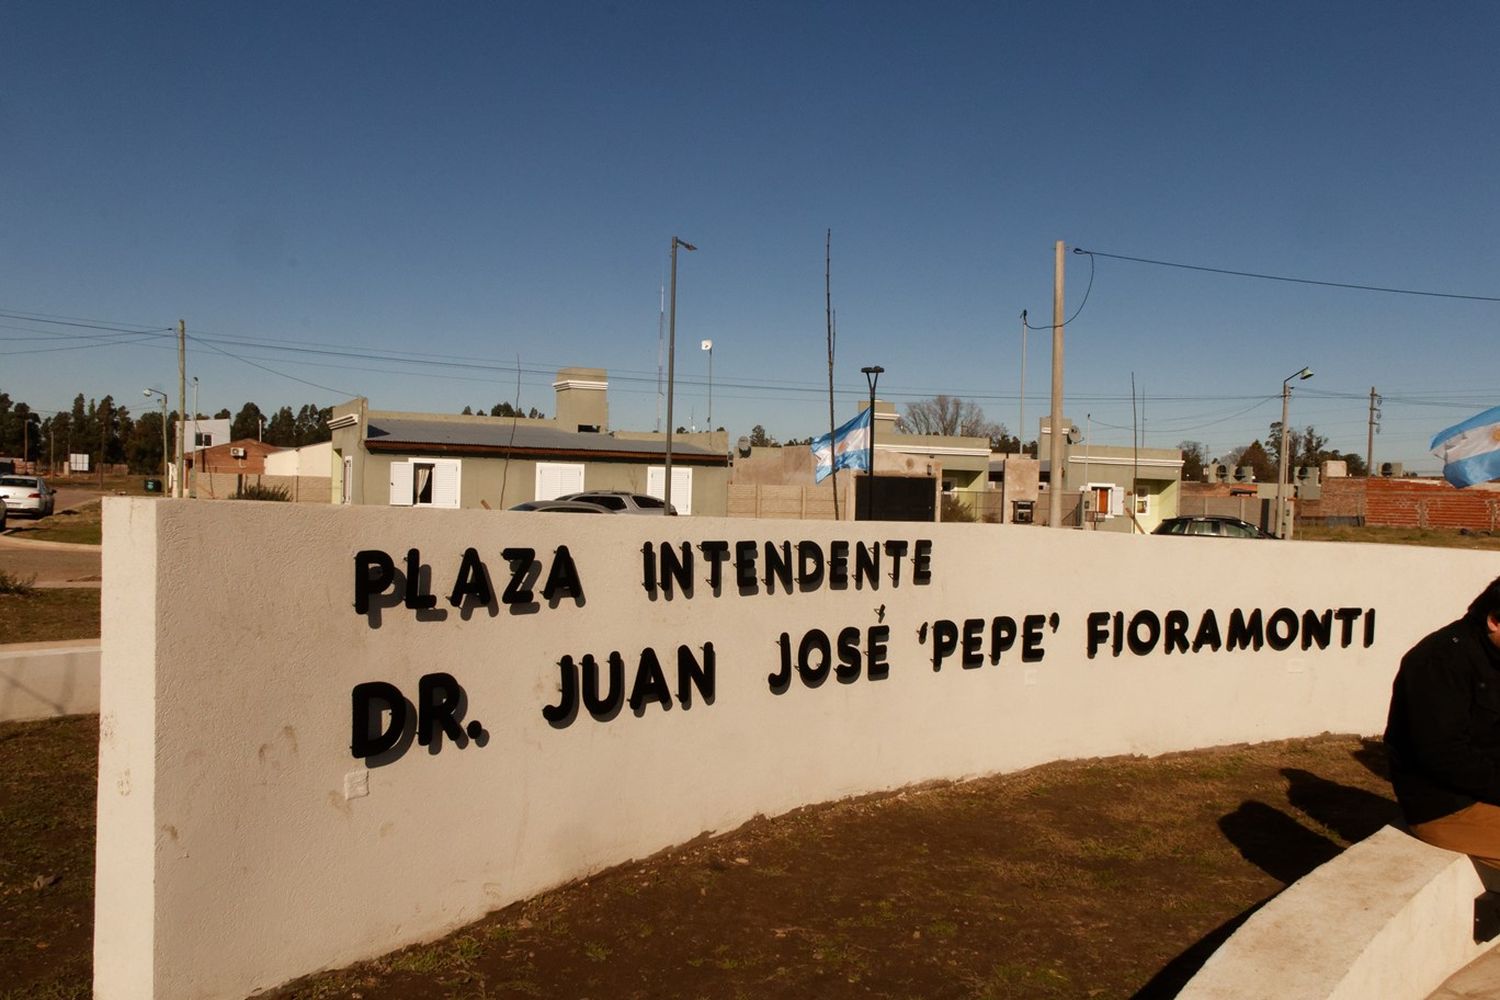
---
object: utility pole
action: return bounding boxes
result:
[1018,310,1027,456]
[664,237,695,515]
[1047,241,1066,529]
[826,229,839,521]
[191,376,199,499]
[1366,387,1381,476]
[176,319,186,498]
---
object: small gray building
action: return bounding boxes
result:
[330,368,730,514]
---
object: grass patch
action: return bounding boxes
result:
[7,720,1402,1000]
[0,716,98,1000]
[0,588,100,642]
[7,504,103,546]
[1298,523,1500,550]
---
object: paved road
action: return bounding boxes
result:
[0,482,105,586]
[0,535,101,586]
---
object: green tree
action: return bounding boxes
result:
[264,406,297,447]
[1235,440,1276,483]
[126,410,170,474]
[488,402,544,419]
[231,402,265,442]
[292,404,332,446]
[1178,440,1208,482]
[749,424,776,447]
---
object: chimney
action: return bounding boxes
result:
[553,367,609,432]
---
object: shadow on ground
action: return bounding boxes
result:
[1133,749,1399,999]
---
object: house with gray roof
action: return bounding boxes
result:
[328,368,730,514]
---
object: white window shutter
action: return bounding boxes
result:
[648,466,693,515]
[431,460,462,508]
[535,463,584,501]
[389,461,414,506]
[1110,485,1124,518]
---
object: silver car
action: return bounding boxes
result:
[556,491,675,515]
[0,475,55,518]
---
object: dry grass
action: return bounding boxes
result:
[0,589,100,643]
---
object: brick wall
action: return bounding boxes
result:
[1295,477,1500,531]
[1365,478,1500,531]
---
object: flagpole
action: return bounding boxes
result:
[862,366,883,521]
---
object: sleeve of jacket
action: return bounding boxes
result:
[1393,629,1500,803]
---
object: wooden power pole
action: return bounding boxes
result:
[176,319,186,497]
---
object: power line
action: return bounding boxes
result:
[1077,249,1500,303]
[188,334,357,398]
[1023,247,1096,330]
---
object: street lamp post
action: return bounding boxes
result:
[861,366,883,520]
[143,388,169,489]
[1276,366,1314,538]
[191,376,199,499]
[664,236,696,515]
[701,339,714,428]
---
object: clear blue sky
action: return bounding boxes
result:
[4,2,1497,471]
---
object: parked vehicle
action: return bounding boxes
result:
[556,491,675,515]
[1152,515,1269,539]
[509,499,613,514]
[0,475,55,518]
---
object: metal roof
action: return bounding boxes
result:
[365,417,725,463]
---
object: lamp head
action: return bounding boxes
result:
[673,237,697,252]
[1298,367,1314,380]
[860,366,884,375]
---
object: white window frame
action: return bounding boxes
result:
[388,458,462,509]
[340,454,353,505]
[535,462,585,501]
[647,466,693,515]
[1082,482,1124,520]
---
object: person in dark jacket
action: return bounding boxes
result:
[1386,575,1500,866]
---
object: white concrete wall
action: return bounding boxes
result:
[94,498,1500,1000]
[264,440,333,478]
[1179,826,1498,1000]
[0,641,101,721]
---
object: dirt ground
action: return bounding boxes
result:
[1,718,1400,1000]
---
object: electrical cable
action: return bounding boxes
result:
[1022,248,1095,330]
[1077,249,1500,302]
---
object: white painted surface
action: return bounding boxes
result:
[264,441,333,478]
[92,498,1500,1000]
[0,641,101,721]
[1179,826,1500,1000]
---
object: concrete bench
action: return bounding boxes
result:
[1179,824,1500,1000]
[0,640,101,722]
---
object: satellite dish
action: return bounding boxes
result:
[736,435,751,457]
[701,339,713,351]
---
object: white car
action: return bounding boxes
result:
[0,475,55,518]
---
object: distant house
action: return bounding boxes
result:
[182,438,337,501]
[1035,418,1184,532]
[330,368,730,514]
[728,400,993,522]
[183,417,232,453]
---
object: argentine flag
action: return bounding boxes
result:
[1430,405,1500,489]
[810,408,873,484]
